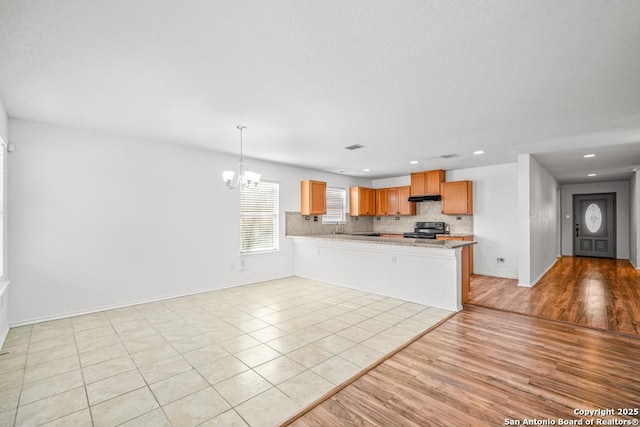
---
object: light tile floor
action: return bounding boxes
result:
[0,277,452,427]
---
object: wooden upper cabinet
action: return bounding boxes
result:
[426,170,446,194]
[410,170,445,196]
[373,186,415,216]
[376,189,388,216]
[301,180,326,215]
[410,173,425,196]
[397,186,416,215]
[387,188,399,215]
[441,180,473,215]
[350,186,376,216]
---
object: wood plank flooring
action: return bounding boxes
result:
[285,305,640,427]
[467,256,640,336]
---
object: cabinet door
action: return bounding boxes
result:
[441,181,473,214]
[310,181,326,214]
[365,188,376,215]
[387,188,399,215]
[376,189,388,215]
[426,170,445,194]
[352,187,375,216]
[301,180,326,215]
[349,187,361,216]
[410,173,425,196]
[397,186,415,215]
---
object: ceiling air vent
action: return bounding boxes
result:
[344,144,365,150]
[440,153,459,159]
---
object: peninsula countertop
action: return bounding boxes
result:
[287,233,476,249]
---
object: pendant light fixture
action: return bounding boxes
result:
[222,125,261,189]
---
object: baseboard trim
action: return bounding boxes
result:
[0,280,9,349]
[0,324,8,351]
[518,258,558,288]
[9,274,290,328]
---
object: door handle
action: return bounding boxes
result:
[575,223,579,237]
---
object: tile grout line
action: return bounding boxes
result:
[72,320,95,427]
[3,278,449,427]
[11,324,33,427]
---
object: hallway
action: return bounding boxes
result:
[467,256,640,336]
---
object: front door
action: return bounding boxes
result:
[573,193,616,258]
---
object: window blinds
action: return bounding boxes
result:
[240,181,279,253]
[323,187,346,223]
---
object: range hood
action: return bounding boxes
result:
[408,194,441,202]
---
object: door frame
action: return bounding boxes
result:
[572,192,616,258]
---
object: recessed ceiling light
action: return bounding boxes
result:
[473,150,485,155]
[409,160,419,165]
[584,154,596,158]
[363,168,371,172]
[588,173,597,177]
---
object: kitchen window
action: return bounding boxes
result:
[322,187,346,224]
[240,181,279,253]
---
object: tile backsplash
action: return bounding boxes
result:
[286,202,472,236]
[372,200,474,234]
[285,212,373,236]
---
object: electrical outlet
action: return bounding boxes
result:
[239,258,246,271]
[230,263,235,270]
[497,257,506,264]
[391,256,397,264]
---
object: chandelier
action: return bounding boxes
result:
[222,125,261,189]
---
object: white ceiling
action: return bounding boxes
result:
[1,0,639,182]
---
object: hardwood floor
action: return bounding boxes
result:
[468,256,640,336]
[285,305,640,427]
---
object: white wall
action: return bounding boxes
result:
[519,154,559,287]
[0,98,8,345]
[446,164,518,279]
[560,181,630,259]
[374,163,519,279]
[8,119,371,324]
[629,173,639,268]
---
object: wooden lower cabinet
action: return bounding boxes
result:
[437,235,474,303]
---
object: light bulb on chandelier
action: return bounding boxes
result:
[222,125,261,189]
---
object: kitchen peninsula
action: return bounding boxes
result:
[289,234,476,312]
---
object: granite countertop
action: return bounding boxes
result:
[439,233,474,238]
[288,234,476,249]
